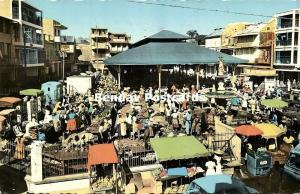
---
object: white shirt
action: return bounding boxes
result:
[126,115,133,125]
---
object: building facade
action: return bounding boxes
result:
[43,18,67,81]
[0,16,23,94]
[204,28,222,51]
[0,0,44,85]
[232,20,275,74]
[90,27,130,70]
[274,9,300,81]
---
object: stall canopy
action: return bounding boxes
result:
[0,115,5,122]
[88,144,118,167]
[150,136,209,161]
[167,167,188,176]
[261,98,288,109]
[254,123,286,139]
[0,109,15,116]
[105,42,248,65]
[20,89,43,97]
[235,125,263,136]
[0,97,21,108]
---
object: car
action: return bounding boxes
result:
[184,175,259,194]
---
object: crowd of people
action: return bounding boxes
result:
[0,70,299,173]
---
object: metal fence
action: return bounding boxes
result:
[120,147,157,168]
[42,146,88,178]
[209,132,237,161]
[0,140,31,175]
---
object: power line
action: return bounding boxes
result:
[128,0,272,18]
[128,0,297,22]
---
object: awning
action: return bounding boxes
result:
[242,68,277,77]
[235,125,263,136]
[0,109,16,116]
[150,136,209,162]
[0,97,21,108]
[20,89,43,97]
[0,115,6,122]
[88,144,118,167]
[261,98,288,109]
[255,123,286,139]
[168,167,188,176]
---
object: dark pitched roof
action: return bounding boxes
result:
[104,42,248,65]
[148,30,190,40]
[132,30,191,47]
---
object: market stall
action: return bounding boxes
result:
[19,89,43,97]
[261,98,288,109]
[254,123,288,164]
[88,144,119,193]
[0,97,21,108]
[150,136,209,192]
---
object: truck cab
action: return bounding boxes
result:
[284,144,300,180]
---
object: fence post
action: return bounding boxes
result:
[30,141,44,182]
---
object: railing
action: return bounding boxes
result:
[120,147,156,168]
[42,146,88,178]
[0,140,31,175]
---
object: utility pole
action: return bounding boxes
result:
[59,51,66,83]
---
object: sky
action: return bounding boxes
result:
[26,0,300,42]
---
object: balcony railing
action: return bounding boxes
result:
[91,43,110,50]
[91,34,108,39]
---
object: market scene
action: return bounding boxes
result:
[1,0,300,194]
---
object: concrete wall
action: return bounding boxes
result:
[43,19,55,42]
[205,37,221,50]
[221,23,249,47]
[25,175,89,193]
[0,0,12,19]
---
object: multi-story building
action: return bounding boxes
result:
[0,16,23,94]
[75,40,92,73]
[109,32,130,56]
[220,22,250,55]
[204,28,223,51]
[43,18,68,80]
[274,9,300,81]
[90,27,110,70]
[0,0,44,82]
[232,20,275,73]
[90,27,130,70]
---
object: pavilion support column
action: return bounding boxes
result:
[196,65,200,90]
[117,65,121,90]
[158,65,162,91]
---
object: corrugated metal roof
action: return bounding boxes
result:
[104,42,248,65]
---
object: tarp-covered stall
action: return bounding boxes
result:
[0,97,21,108]
[88,144,119,193]
[150,136,209,162]
[20,89,43,97]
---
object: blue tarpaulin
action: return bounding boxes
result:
[167,167,188,176]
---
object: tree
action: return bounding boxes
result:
[186,30,206,45]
